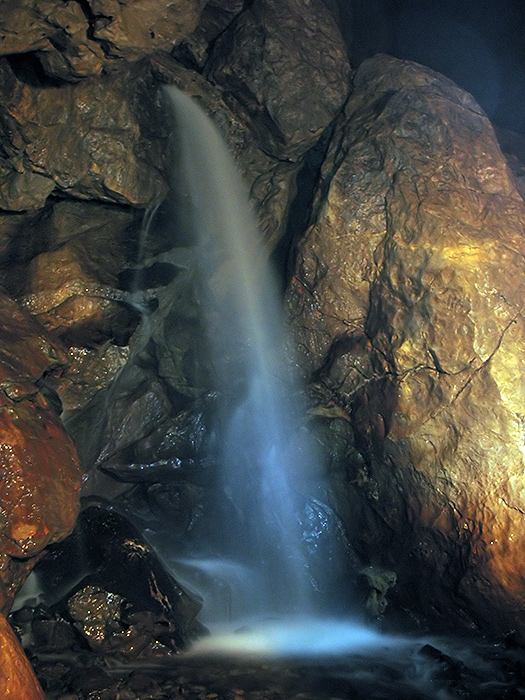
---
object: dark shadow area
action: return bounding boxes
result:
[350,0,525,133]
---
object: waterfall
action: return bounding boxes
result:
[163,87,320,620]
[157,88,389,656]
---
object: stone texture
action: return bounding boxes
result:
[0,200,142,408]
[88,0,206,59]
[0,0,205,81]
[0,0,104,80]
[0,292,82,613]
[206,0,352,161]
[0,58,166,209]
[0,611,45,699]
[13,202,139,346]
[287,54,525,638]
[18,506,202,657]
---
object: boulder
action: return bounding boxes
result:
[287,54,525,638]
[206,0,352,161]
[0,292,82,613]
[0,58,166,209]
[18,506,202,657]
[0,612,45,699]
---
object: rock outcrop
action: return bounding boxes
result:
[206,0,351,161]
[287,53,525,638]
[0,612,45,699]
[0,0,206,80]
[0,58,166,209]
[0,292,82,615]
[0,0,524,673]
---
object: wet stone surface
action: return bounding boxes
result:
[17,637,525,700]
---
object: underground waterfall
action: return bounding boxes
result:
[9,82,525,699]
[143,87,385,656]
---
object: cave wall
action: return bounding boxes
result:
[0,3,524,679]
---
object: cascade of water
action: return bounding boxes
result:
[65,86,394,659]
[163,87,324,625]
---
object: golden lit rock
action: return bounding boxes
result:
[0,292,82,612]
[0,612,45,700]
[287,54,525,638]
[88,0,206,58]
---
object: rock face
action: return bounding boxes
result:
[0,0,524,667]
[0,292,82,615]
[206,0,351,160]
[0,58,166,209]
[0,0,205,80]
[0,612,45,699]
[287,53,525,637]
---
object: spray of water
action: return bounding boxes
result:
[158,88,389,656]
[164,87,317,616]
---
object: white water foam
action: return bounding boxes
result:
[187,616,396,659]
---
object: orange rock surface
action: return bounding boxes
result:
[0,612,45,700]
[0,291,82,613]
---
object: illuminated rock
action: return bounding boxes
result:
[0,0,205,80]
[206,0,351,160]
[0,59,166,209]
[0,612,45,700]
[0,292,82,613]
[87,0,206,59]
[287,54,525,638]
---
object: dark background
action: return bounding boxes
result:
[350,0,525,133]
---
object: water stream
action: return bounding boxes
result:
[159,88,379,654]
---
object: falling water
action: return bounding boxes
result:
[157,88,393,657]
[14,88,513,692]
[164,87,320,619]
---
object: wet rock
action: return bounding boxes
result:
[31,615,77,653]
[360,566,397,618]
[70,371,174,471]
[0,611,45,699]
[0,291,81,612]
[206,0,352,161]
[23,506,202,657]
[12,205,139,346]
[287,54,525,639]
[68,585,126,651]
[0,389,82,604]
[0,200,142,408]
[0,291,67,398]
[0,59,166,209]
